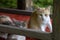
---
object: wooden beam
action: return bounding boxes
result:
[52,0,60,40]
[17,0,26,10]
[0,24,52,40]
[0,8,33,16]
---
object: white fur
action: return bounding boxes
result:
[37,6,52,32]
[38,14,52,32]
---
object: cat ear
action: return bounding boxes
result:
[45,6,51,10]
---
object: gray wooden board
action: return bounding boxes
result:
[0,24,52,40]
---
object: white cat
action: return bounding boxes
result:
[28,6,52,33]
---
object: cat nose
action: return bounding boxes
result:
[42,16,44,21]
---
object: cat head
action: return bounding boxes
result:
[34,6,51,15]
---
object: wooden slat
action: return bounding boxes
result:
[0,24,52,40]
[0,8,33,16]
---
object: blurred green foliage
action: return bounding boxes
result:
[0,0,17,8]
[0,0,53,8]
[33,0,53,8]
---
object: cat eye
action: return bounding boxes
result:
[39,14,42,16]
[45,14,48,16]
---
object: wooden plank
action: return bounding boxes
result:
[0,24,51,40]
[0,8,33,16]
[52,0,60,40]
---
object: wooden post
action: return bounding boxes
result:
[17,0,33,10]
[52,0,60,40]
[17,0,26,10]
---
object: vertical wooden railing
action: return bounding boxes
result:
[52,0,60,40]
